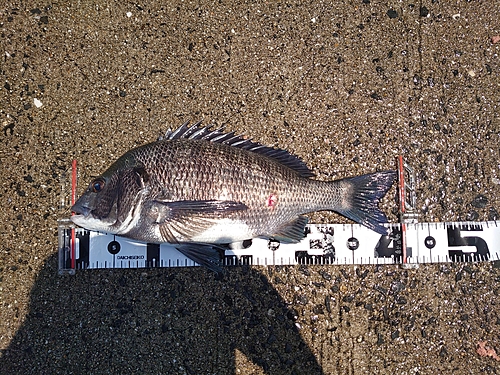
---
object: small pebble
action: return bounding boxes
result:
[439,346,448,357]
[466,210,479,221]
[387,9,398,19]
[319,270,332,281]
[377,333,384,345]
[325,296,332,313]
[471,194,488,208]
[488,207,498,221]
[419,6,429,17]
[391,281,405,294]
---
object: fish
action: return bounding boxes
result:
[71,121,396,272]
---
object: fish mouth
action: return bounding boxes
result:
[71,202,92,217]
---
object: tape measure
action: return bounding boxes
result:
[57,157,499,274]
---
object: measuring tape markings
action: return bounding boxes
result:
[57,220,500,272]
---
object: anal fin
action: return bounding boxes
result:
[272,216,308,243]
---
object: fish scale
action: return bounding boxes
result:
[71,122,396,271]
[134,139,318,235]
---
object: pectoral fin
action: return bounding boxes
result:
[149,199,247,243]
[156,199,248,213]
[150,199,247,224]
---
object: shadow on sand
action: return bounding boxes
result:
[1,254,324,374]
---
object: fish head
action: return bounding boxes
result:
[71,152,150,234]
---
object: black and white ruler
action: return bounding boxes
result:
[57,157,499,274]
[57,219,499,274]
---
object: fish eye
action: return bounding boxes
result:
[91,178,105,193]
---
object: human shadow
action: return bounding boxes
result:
[0,254,324,375]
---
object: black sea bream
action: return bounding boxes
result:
[71,122,396,271]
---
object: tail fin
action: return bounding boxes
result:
[335,171,396,235]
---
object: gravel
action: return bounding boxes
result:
[1,1,499,374]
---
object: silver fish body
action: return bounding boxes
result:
[72,122,396,271]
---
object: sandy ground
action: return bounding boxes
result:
[1,1,499,374]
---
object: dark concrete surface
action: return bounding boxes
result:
[1,1,499,374]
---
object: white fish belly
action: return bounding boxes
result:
[190,218,254,243]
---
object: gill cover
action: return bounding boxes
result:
[71,157,150,232]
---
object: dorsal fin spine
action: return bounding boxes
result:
[163,121,315,178]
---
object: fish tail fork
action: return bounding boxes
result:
[335,171,396,235]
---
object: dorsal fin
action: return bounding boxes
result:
[161,121,314,178]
